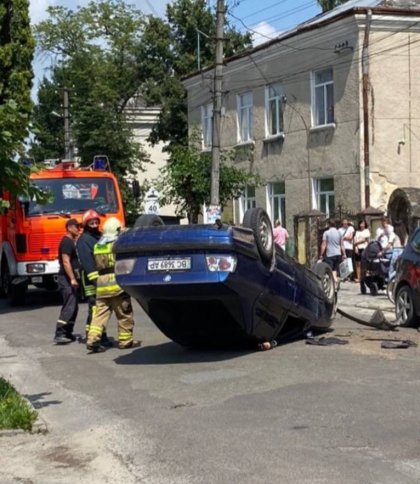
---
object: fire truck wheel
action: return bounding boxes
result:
[0,262,8,298]
[1,263,26,306]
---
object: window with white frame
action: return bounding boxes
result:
[267,182,286,226]
[239,185,256,221]
[265,83,284,137]
[314,178,334,217]
[201,103,212,149]
[237,92,253,143]
[312,68,334,126]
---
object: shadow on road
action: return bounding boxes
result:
[114,341,251,365]
[24,391,62,409]
[0,289,87,315]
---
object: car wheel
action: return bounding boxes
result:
[395,285,418,327]
[242,208,274,265]
[134,214,164,227]
[312,262,337,316]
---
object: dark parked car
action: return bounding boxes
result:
[114,208,337,347]
[394,227,420,327]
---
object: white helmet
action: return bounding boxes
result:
[102,217,122,237]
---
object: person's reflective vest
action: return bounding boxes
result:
[77,230,101,297]
[93,241,122,298]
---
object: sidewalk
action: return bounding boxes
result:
[338,279,395,320]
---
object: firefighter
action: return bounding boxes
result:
[54,219,81,344]
[76,209,111,346]
[86,217,141,353]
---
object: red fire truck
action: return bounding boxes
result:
[0,156,125,305]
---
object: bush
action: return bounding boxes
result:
[0,377,38,432]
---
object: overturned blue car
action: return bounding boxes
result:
[114,208,337,347]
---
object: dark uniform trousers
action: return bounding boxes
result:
[57,275,78,326]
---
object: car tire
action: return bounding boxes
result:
[395,285,418,327]
[242,208,274,265]
[312,262,337,321]
[134,214,164,227]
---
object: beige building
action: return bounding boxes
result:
[184,0,420,236]
[125,95,183,221]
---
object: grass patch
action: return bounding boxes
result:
[0,377,38,432]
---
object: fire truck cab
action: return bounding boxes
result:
[0,156,125,305]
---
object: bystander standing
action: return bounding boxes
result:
[273,219,289,251]
[53,219,81,344]
[320,219,346,283]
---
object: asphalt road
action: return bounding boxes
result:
[1,284,420,483]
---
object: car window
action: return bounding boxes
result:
[410,229,420,252]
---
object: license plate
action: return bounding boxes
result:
[31,276,43,283]
[147,257,191,272]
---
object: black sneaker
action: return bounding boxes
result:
[86,344,106,353]
[100,335,114,348]
[54,334,72,345]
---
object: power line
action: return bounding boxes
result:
[145,0,159,17]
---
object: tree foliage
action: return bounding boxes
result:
[156,130,259,223]
[0,0,37,208]
[32,0,253,220]
[145,0,252,149]
[32,0,150,218]
[317,0,349,12]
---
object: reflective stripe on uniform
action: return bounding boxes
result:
[118,332,132,341]
[94,244,112,255]
[97,284,121,295]
[87,271,99,281]
[89,325,103,336]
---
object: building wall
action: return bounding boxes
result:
[186,16,362,234]
[125,105,181,219]
[185,9,420,238]
[368,18,420,209]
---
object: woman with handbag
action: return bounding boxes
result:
[353,220,370,283]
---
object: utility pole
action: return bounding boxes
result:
[63,87,72,159]
[209,0,225,212]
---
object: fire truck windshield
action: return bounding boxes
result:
[27,178,119,216]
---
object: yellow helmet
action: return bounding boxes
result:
[102,217,122,237]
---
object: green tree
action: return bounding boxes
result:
[317,0,349,12]
[32,0,150,218]
[156,130,259,223]
[0,0,38,208]
[144,0,252,148]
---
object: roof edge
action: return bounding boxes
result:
[183,6,420,83]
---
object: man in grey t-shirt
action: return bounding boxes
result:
[320,219,346,281]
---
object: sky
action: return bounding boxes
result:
[29,0,323,97]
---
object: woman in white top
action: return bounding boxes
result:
[353,220,370,282]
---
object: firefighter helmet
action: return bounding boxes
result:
[82,209,100,226]
[103,217,122,236]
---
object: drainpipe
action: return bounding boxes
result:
[362,10,372,208]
